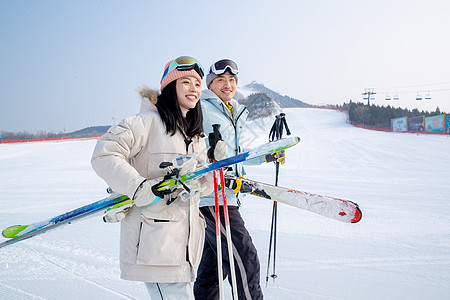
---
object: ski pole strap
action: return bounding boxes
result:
[269,115,281,141]
[269,113,291,142]
[280,113,291,136]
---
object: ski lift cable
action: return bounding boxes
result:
[328,86,449,105]
[377,88,450,94]
[380,81,450,90]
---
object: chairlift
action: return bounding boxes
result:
[393,94,399,100]
[416,92,422,101]
[425,91,431,100]
[385,93,391,101]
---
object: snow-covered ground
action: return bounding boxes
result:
[1,108,449,299]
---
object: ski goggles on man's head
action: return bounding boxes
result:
[209,59,239,75]
[161,56,205,82]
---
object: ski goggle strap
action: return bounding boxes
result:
[210,59,239,75]
[161,56,205,82]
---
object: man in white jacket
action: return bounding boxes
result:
[194,59,284,300]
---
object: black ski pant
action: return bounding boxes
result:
[194,206,263,300]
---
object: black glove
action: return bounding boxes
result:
[151,180,173,199]
[224,176,240,192]
[224,176,254,194]
[151,169,193,205]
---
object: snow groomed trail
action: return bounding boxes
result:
[1,108,449,299]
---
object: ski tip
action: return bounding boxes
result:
[2,225,29,239]
[278,136,301,149]
[289,136,301,145]
[351,207,362,223]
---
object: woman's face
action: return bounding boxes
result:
[176,76,202,112]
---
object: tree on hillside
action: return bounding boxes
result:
[345,102,447,129]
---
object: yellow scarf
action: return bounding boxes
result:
[224,101,233,112]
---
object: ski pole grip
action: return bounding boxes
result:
[212,124,222,141]
[208,124,222,162]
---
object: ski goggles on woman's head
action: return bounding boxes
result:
[161,56,205,82]
[209,59,239,75]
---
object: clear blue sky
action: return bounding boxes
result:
[1,0,449,133]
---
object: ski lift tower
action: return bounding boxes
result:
[363,88,376,105]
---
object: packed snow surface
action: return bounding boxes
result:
[1,108,449,299]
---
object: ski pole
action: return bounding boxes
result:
[213,169,225,300]
[208,127,225,299]
[266,115,280,286]
[209,124,238,299]
[266,113,291,286]
[218,166,238,300]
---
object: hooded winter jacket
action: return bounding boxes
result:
[200,89,264,207]
[91,88,213,283]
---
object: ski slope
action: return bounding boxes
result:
[1,108,449,299]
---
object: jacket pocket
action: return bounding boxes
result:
[136,216,185,266]
[189,212,206,267]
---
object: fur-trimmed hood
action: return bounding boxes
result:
[138,87,159,112]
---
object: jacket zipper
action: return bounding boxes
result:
[211,99,248,175]
[186,142,191,262]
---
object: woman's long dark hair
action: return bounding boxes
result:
[156,80,204,138]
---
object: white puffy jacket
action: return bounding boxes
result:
[91,88,212,283]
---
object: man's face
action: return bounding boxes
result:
[209,73,237,103]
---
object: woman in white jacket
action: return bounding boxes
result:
[91,56,214,300]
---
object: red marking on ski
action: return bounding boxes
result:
[351,207,362,223]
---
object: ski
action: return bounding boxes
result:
[225,175,362,223]
[0,137,300,249]
[102,198,134,223]
[156,136,300,192]
[104,137,300,221]
[0,194,130,249]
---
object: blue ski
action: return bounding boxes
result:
[0,194,129,249]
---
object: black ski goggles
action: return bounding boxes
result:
[161,56,205,82]
[209,59,239,75]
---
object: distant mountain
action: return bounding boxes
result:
[65,125,111,137]
[238,93,282,120]
[240,82,307,108]
[235,81,308,120]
